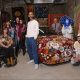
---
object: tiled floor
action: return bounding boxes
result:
[0,52,80,80]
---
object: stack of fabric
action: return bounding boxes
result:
[37,35,74,65]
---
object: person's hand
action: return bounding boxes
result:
[5,46,9,48]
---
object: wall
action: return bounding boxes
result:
[66,0,75,18]
[75,0,80,5]
[1,0,27,22]
[48,3,67,14]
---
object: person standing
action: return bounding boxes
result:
[15,17,20,57]
[19,19,26,55]
[26,12,39,69]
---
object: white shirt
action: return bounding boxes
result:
[26,19,39,39]
[62,25,73,39]
[74,41,80,55]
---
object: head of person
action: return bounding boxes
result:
[28,12,35,20]
[16,17,19,23]
[3,27,8,35]
[53,18,58,23]
[20,19,23,24]
[6,21,11,28]
[77,33,80,43]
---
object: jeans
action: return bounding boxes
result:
[26,37,38,64]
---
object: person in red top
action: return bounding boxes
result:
[15,17,26,56]
[15,17,20,40]
[18,19,26,55]
[15,17,20,57]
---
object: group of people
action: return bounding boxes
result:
[0,17,26,67]
[51,17,73,39]
[0,11,80,69]
[0,12,39,69]
[51,17,80,66]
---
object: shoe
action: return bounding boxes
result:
[73,61,80,66]
[27,60,34,64]
[35,64,39,70]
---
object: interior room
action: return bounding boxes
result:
[0,0,80,80]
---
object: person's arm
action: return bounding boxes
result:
[0,39,8,48]
[22,24,26,35]
[58,23,62,32]
[34,22,39,39]
[7,37,13,47]
[51,24,55,30]
[74,42,77,49]
[23,24,26,32]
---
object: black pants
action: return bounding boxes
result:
[1,46,14,58]
[0,48,6,63]
[15,36,26,57]
[0,46,14,64]
[19,38,26,52]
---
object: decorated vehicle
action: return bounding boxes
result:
[37,35,74,65]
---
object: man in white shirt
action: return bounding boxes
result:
[26,12,39,69]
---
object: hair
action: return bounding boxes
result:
[2,27,8,34]
[28,12,35,18]
[16,17,19,20]
[15,17,20,23]
[29,12,34,14]
[3,21,11,29]
[19,18,25,24]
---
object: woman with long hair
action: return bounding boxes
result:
[18,19,26,55]
[0,28,14,67]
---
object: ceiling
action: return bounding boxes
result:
[0,0,67,9]
[0,0,66,4]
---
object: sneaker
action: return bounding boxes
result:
[73,61,80,66]
[27,60,34,64]
[35,64,39,70]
